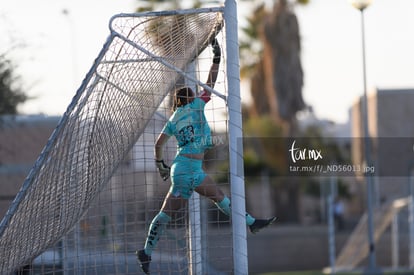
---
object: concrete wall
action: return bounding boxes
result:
[0,115,60,218]
[351,88,414,203]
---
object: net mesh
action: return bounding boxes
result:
[0,9,224,274]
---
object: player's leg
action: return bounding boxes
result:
[195,174,277,233]
[138,193,187,274]
[195,175,255,225]
[145,193,187,255]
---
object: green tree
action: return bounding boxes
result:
[0,54,27,115]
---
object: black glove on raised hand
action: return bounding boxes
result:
[211,38,221,64]
[155,159,170,181]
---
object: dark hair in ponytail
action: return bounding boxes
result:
[173,87,194,111]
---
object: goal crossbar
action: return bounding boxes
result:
[113,31,226,101]
[109,7,226,101]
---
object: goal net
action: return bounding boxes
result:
[0,7,243,274]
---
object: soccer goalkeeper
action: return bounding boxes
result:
[137,38,276,274]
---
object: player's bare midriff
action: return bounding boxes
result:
[182,153,204,160]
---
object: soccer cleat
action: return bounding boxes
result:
[249,217,277,234]
[136,249,151,274]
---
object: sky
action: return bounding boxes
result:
[1,0,414,124]
[295,0,414,123]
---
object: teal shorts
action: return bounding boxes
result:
[170,155,206,199]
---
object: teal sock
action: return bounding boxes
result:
[216,196,231,216]
[215,196,256,226]
[144,211,171,256]
[245,213,255,226]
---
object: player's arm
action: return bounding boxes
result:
[155,133,169,161]
[154,133,171,181]
[200,38,221,102]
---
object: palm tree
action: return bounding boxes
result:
[265,0,307,128]
[241,0,308,133]
[239,0,310,222]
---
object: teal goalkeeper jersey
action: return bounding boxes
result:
[162,96,213,155]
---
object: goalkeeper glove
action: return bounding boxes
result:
[211,38,221,64]
[155,159,170,181]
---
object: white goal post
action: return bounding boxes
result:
[0,1,248,274]
[224,0,249,274]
